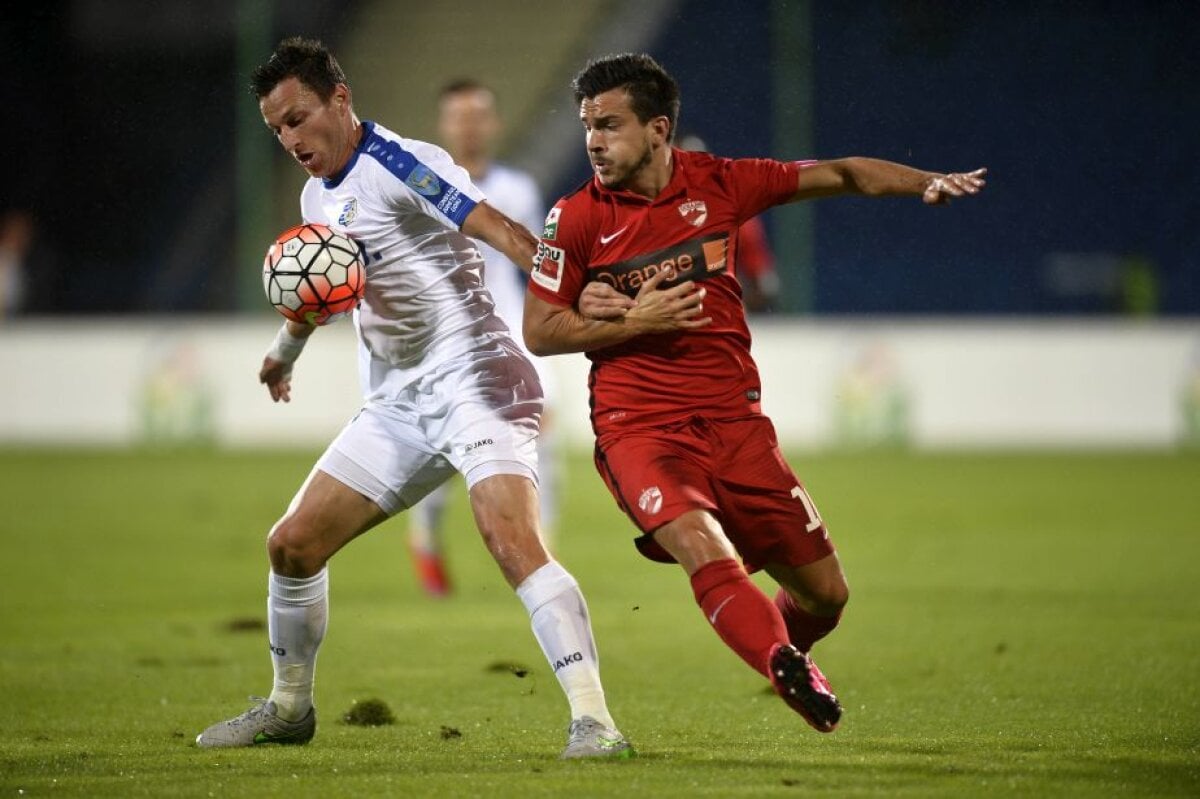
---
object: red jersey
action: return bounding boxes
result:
[530,148,804,434]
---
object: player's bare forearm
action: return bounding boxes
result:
[524,270,711,356]
[523,295,638,355]
[795,158,987,205]
[463,201,538,273]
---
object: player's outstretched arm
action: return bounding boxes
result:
[524,269,711,356]
[793,158,986,205]
[462,201,539,274]
[260,320,315,403]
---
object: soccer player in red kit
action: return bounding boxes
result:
[524,53,985,732]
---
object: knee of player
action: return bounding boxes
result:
[808,577,850,616]
[654,511,737,570]
[475,500,537,549]
[266,516,325,576]
[479,519,542,561]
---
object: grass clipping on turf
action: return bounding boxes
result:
[342,698,396,727]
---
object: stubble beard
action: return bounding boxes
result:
[607,142,654,190]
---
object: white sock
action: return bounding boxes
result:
[410,482,450,554]
[515,561,614,728]
[267,568,328,722]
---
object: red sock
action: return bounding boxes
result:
[774,588,842,653]
[690,559,788,677]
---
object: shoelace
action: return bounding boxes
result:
[227,697,271,727]
[568,718,601,742]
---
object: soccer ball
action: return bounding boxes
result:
[262,223,366,325]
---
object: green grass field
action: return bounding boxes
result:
[1,448,1197,797]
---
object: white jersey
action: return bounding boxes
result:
[300,120,512,402]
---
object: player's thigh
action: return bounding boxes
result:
[712,416,835,572]
[271,467,387,569]
[594,428,720,564]
[316,404,455,516]
[595,428,717,529]
[433,345,547,584]
[467,473,548,587]
[437,342,543,491]
[651,509,740,575]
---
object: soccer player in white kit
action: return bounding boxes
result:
[407,79,562,596]
[195,37,632,759]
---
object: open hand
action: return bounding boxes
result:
[259,357,294,403]
[923,168,987,205]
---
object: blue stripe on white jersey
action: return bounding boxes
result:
[355,122,477,228]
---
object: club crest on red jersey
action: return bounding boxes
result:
[638,486,663,515]
[678,199,708,227]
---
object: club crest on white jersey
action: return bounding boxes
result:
[406,164,441,197]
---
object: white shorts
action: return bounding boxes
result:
[316,339,543,516]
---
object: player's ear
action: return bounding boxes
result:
[333,83,352,113]
[651,116,671,145]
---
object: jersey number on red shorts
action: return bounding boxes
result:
[791,485,824,533]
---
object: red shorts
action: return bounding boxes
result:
[594,414,834,572]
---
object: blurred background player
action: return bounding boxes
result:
[0,208,34,319]
[406,79,562,597]
[679,134,780,314]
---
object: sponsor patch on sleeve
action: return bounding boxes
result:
[542,207,562,240]
[531,241,565,293]
[365,138,477,227]
[435,187,468,221]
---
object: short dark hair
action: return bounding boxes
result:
[571,53,681,142]
[438,78,492,101]
[250,36,346,100]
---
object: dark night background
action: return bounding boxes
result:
[4,1,1197,316]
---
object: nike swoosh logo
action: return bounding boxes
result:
[708,595,735,625]
[599,226,629,245]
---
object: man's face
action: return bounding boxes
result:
[260,76,355,179]
[579,88,661,190]
[438,88,499,163]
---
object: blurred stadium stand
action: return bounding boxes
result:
[1,0,1197,316]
